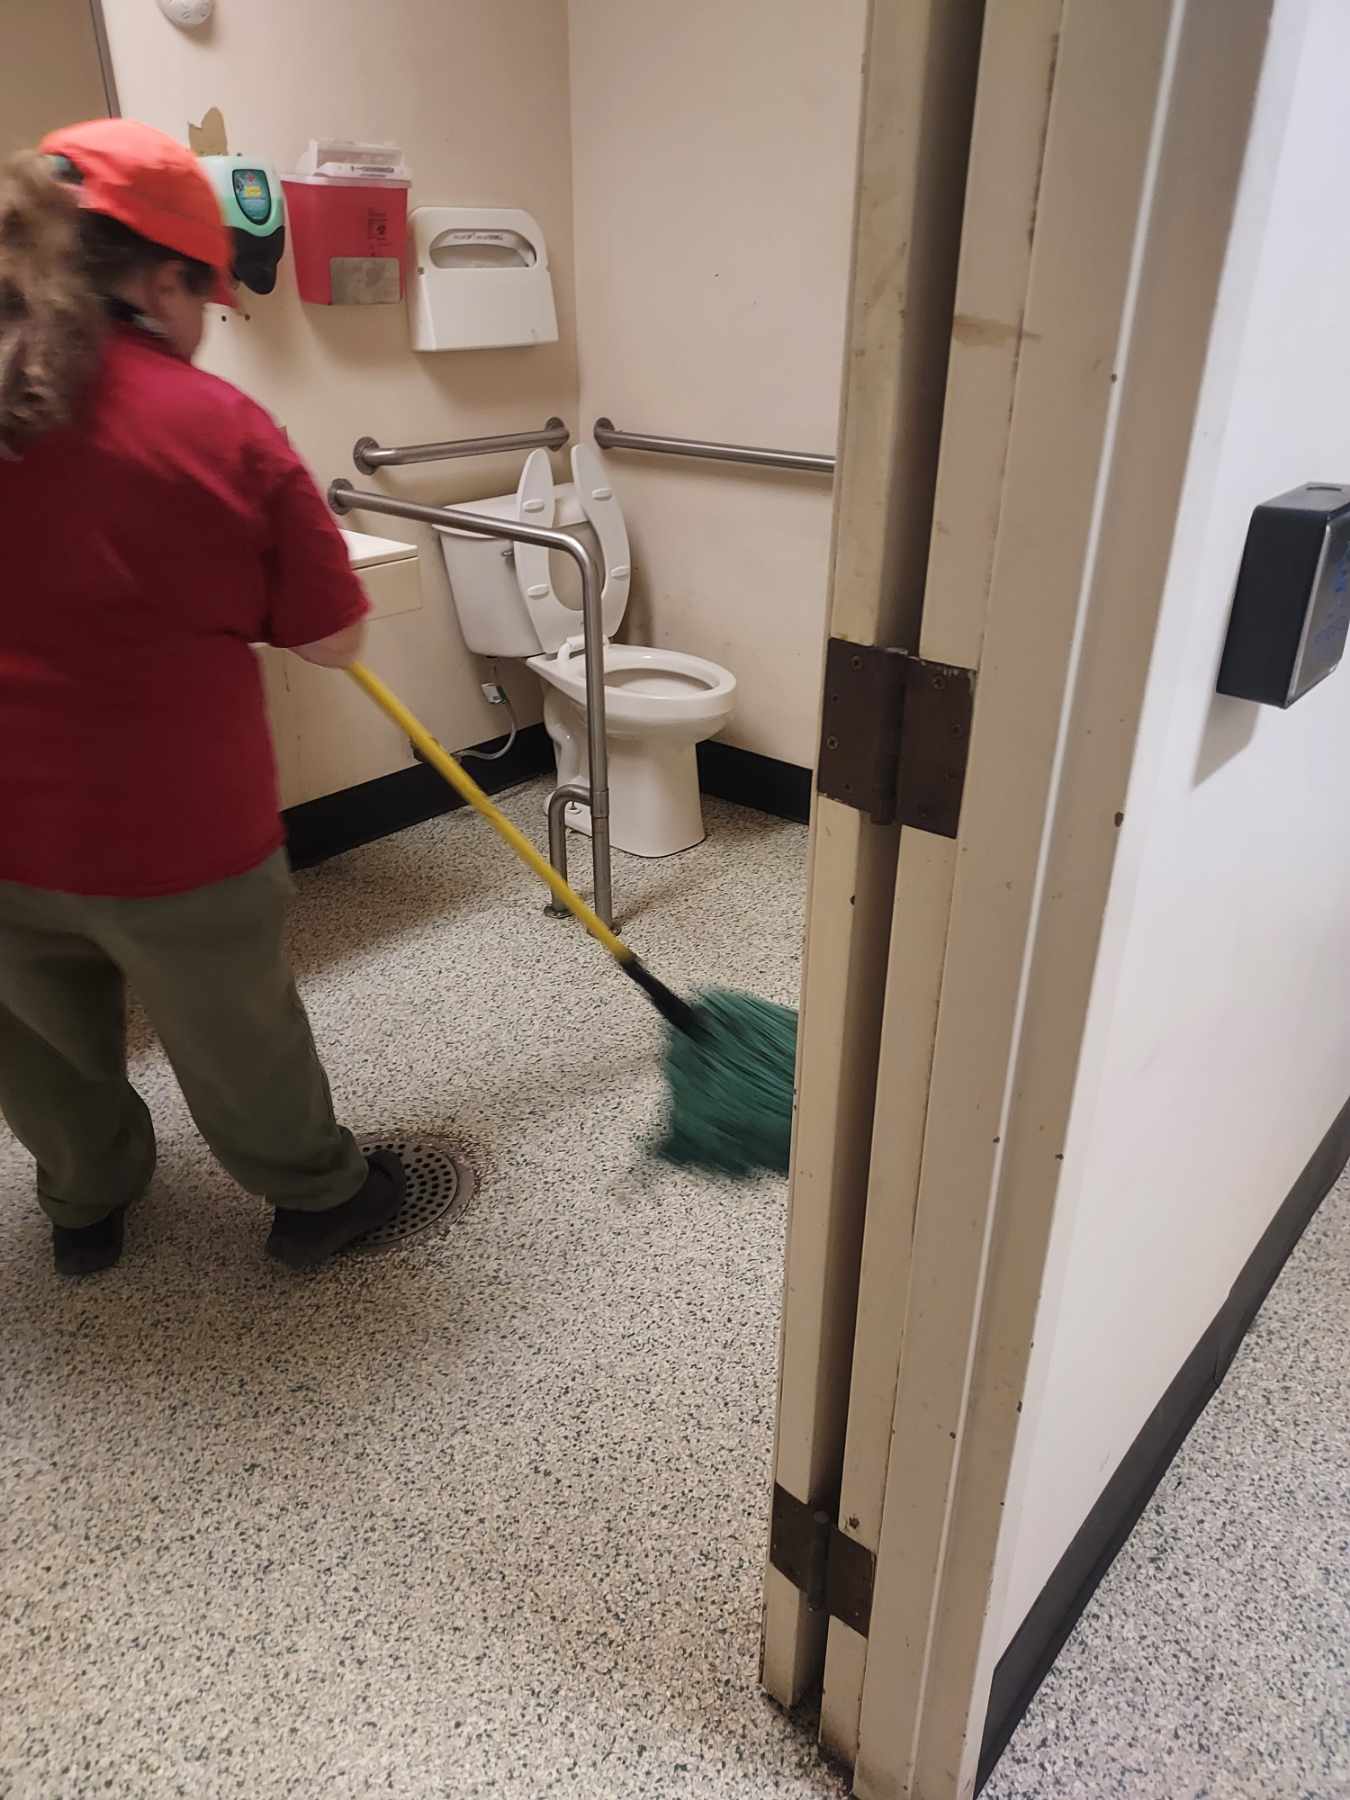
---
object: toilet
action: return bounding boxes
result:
[438,444,736,858]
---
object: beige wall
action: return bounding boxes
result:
[3,0,111,155]
[97,0,863,801]
[994,0,1346,1650]
[567,0,867,768]
[101,0,578,806]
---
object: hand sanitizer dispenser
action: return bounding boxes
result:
[199,155,285,295]
[407,207,558,351]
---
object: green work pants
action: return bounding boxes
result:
[0,851,367,1230]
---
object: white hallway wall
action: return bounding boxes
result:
[567,0,868,768]
[994,0,1349,1648]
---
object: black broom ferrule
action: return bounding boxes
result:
[620,957,700,1037]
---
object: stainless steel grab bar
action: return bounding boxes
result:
[545,783,591,919]
[592,416,834,476]
[327,478,613,928]
[353,417,569,475]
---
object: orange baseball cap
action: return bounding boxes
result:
[38,118,236,306]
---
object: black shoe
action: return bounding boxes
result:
[52,1205,128,1278]
[266,1150,405,1271]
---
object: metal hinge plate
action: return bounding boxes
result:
[816,638,976,835]
[769,1482,876,1637]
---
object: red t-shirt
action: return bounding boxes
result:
[0,326,368,897]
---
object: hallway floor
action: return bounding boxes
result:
[0,785,848,1800]
[985,1169,1350,1800]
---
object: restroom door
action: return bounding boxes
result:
[767,1,1271,1795]
[782,0,1073,1765]
[760,0,985,1710]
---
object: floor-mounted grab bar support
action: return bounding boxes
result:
[327,478,613,928]
[353,417,569,475]
[593,417,834,476]
[544,783,591,917]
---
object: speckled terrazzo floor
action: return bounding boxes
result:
[984,1171,1350,1800]
[0,783,849,1800]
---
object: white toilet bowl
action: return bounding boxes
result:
[530,640,736,856]
[438,443,738,858]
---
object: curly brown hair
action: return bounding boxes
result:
[0,149,212,459]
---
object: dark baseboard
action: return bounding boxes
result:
[283,726,809,871]
[978,1087,1350,1790]
[283,723,552,871]
[698,740,813,823]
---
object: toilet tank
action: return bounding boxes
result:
[439,487,596,657]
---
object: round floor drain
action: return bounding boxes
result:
[352,1139,475,1254]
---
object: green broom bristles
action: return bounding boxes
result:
[655,987,799,1177]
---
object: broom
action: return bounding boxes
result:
[345,663,797,1177]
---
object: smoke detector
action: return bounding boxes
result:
[158,0,214,26]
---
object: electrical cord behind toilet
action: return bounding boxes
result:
[460,662,518,763]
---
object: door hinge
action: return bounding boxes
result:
[816,637,975,836]
[769,1482,876,1637]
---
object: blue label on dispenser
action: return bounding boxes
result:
[232,168,272,225]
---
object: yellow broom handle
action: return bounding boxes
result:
[345,662,632,964]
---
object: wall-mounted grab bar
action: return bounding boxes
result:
[327,478,613,928]
[592,417,835,477]
[353,417,570,476]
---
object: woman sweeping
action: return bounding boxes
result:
[0,119,404,1275]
